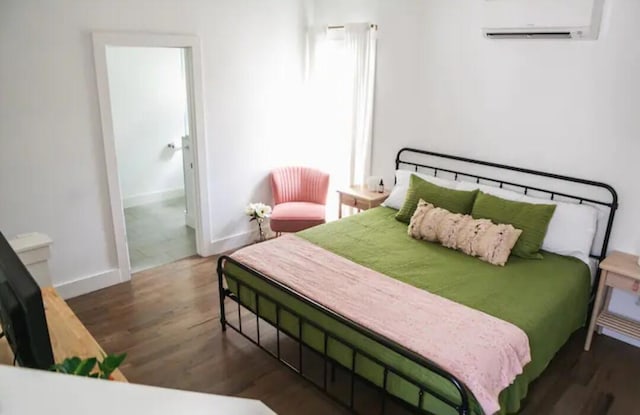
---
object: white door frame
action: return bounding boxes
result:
[92,32,211,282]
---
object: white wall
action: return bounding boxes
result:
[312,0,640,346]
[0,0,309,296]
[107,46,187,207]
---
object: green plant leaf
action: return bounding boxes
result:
[98,353,127,378]
[49,363,65,373]
[49,353,125,379]
[61,357,81,374]
[73,357,97,376]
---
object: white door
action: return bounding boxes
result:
[182,134,196,229]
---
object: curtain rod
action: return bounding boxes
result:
[327,24,378,30]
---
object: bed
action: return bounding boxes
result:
[217,148,618,415]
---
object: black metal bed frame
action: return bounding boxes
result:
[217,147,618,415]
[395,148,618,278]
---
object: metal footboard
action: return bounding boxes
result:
[217,256,472,415]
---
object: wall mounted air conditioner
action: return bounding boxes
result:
[482,0,605,40]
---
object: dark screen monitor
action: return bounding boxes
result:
[0,231,54,369]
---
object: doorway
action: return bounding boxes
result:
[93,34,211,282]
[107,46,195,273]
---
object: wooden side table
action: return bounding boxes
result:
[337,186,389,219]
[584,251,640,351]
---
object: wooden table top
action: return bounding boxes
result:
[338,185,389,202]
[0,287,127,382]
[600,251,640,281]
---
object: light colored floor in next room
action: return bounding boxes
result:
[124,197,196,273]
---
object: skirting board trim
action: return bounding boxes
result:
[55,231,259,299]
[204,230,260,257]
[54,269,122,300]
[123,188,185,209]
[602,328,640,348]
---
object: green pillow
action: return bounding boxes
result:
[471,191,556,259]
[395,175,479,223]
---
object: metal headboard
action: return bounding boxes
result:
[395,148,618,289]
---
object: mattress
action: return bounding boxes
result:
[224,207,591,414]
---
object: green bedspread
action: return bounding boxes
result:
[224,207,590,414]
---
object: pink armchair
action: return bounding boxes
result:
[270,167,330,234]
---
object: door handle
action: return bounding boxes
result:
[168,143,189,150]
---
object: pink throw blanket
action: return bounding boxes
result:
[230,235,531,414]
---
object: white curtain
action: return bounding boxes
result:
[344,23,377,187]
[306,23,378,190]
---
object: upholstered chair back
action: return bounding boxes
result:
[271,167,330,206]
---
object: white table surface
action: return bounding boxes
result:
[0,365,277,415]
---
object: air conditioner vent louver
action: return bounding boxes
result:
[485,31,573,40]
[482,0,605,41]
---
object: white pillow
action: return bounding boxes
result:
[382,170,459,210]
[457,182,598,265]
[456,182,524,200]
[588,204,610,257]
[522,195,598,265]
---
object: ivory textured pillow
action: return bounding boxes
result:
[409,199,523,266]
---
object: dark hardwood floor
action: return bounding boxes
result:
[68,256,640,415]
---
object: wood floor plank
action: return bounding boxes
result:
[68,256,640,415]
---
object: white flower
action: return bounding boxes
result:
[246,202,272,219]
[256,204,272,218]
[245,203,257,216]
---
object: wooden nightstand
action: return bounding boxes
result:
[584,251,640,351]
[337,186,389,219]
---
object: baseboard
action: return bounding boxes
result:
[123,188,185,208]
[602,328,640,348]
[54,231,258,299]
[54,269,122,300]
[203,230,260,257]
